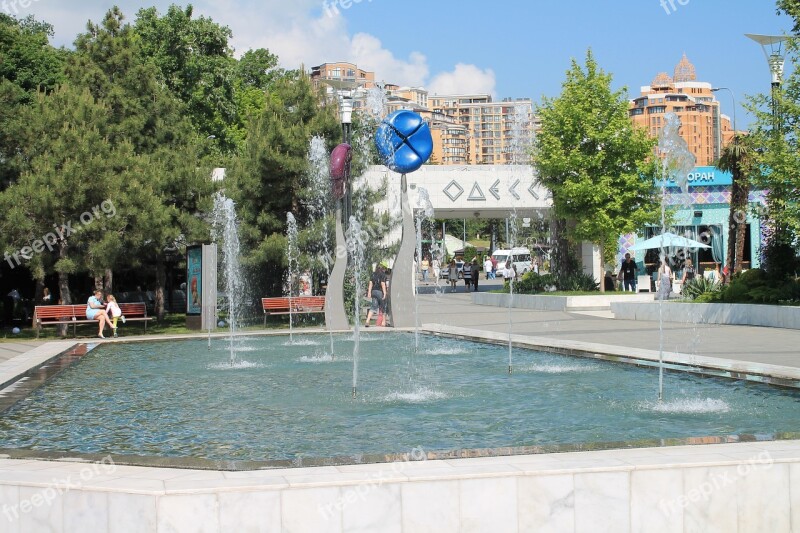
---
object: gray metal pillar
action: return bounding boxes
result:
[325,206,349,330]
[390,174,416,328]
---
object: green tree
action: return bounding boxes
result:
[778,0,800,33]
[746,91,799,278]
[0,14,65,93]
[134,4,241,152]
[535,50,659,290]
[0,14,67,188]
[228,72,340,296]
[717,135,754,274]
[0,85,129,308]
[745,0,800,278]
[67,7,216,317]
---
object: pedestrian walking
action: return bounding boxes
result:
[448,260,458,292]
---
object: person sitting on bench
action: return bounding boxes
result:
[86,290,114,338]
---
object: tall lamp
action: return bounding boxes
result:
[746,33,789,254]
[319,78,365,229]
[711,87,736,140]
[745,34,787,129]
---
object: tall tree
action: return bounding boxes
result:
[133,4,238,151]
[743,0,800,278]
[535,50,659,290]
[0,85,130,307]
[0,14,67,188]
[717,135,754,274]
[66,7,215,317]
[228,72,340,296]
[0,14,65,92]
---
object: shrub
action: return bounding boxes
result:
[719,268,800,304]
[681,277,722,301]
[694,292,721,303]
[511,272,557,294]
[555,272,599,292]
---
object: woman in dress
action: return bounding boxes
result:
[656,259,672,301]
[448,260,458,292]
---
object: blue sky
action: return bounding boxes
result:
[10,0,793,126]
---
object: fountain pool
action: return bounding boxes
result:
[0,333,798,468]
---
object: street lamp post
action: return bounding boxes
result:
[746,34,788,129]
[319,79,365,231]
[711,87,736,139]
[746,33,789,267]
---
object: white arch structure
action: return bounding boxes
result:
[359,164,604,281]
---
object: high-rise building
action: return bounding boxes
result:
[428,94,536,165]
[629,54,734,166]
[310,63,534,166]
[374,85,469,165]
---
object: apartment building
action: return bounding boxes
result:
[310,63,533,166]
[310,62,376,89]
[428,94,536,165]
[629,55,734,166]
[384,88,469,165]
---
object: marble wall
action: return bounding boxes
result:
[0,440,797,532]
[611,301,800,330]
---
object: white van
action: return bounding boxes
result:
[491,248,533,275]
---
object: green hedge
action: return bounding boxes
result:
[501,271,598,294]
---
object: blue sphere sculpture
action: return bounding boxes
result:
[375,110,433,174]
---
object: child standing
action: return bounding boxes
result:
[105,295,125,337]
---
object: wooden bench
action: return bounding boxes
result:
[33,302,153,338]
[262,296,326,326]
[116,303,153,333]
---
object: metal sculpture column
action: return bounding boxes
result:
[326,143,352,331]
[375,111,433,328]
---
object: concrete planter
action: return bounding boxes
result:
[610,301,800,329]
[473,292,654,311]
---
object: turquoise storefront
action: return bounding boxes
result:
[618,166,767,275]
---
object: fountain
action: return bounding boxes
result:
[656,112,696,401]
[346,216,366,398]
[414,188,435,352]
[285,212,299,344]
[505,103,534,374]
[1,334,797,464]
[305,136,337,356]
[211,192,245,365]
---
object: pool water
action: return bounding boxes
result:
[0,333,798,463]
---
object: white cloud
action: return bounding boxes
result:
[428,64,497,97]
[349,33,428,87]
[25,1,493,97]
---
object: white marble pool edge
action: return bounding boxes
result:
[0,333,798,532]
